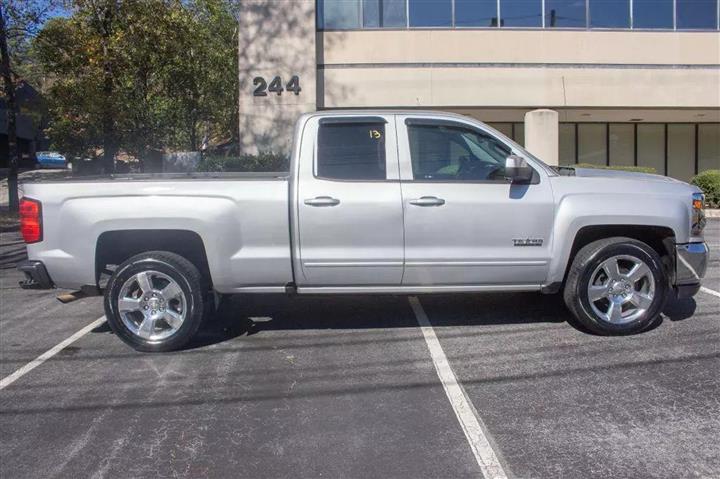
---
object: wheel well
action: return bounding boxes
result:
[564,225,676,283]
[95,230,212,288]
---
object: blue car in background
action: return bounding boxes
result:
[36,151,67,169]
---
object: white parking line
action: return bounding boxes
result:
[700,286,720,299]
[409,297,508,479]
[0,316,106,391]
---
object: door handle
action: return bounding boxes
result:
[304,196,341,207]
[409,196,445,207]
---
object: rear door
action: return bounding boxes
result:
[295,114,404,286]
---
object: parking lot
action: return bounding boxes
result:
[1,222,718,479]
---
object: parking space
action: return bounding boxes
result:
[1,224,718,479]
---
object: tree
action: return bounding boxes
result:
[0,0,57,212]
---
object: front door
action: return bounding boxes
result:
[296,115,404,286]
[397,116,555,286]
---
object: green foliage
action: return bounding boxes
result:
[197,153,289,172]
[691,170,720,208]
[34,0,239,162]
[574,163,657,174]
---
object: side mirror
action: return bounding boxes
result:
[505,154,534,184]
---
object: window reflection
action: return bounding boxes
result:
[677,0,718,29]
[409,0,452,26]
[501,0,543,26]
[455,0,499,26]
[590,0,630,28]
[363,0,407,27]
[546,0,587,27]
[633,0,674,28]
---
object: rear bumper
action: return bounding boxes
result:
[674,242,709,299]
[17,260,54,289]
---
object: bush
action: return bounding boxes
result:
[691,170,720,208]
[574,163,657,174]
[197,152,289,173]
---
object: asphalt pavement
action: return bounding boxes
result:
[0,222,718,479]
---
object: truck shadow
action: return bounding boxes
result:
[186,292,698,350]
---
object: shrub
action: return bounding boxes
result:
[691,169,720,208]
[197,152,289,173]
[574,163,657,174]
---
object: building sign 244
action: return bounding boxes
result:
[253,76,301,96]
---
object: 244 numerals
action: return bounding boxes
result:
[253,76,301,96]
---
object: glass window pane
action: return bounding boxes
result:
[559,123,576,165]
[590,0,630,28]
[667,124,695,181]
[320,0,361,29]
[513,123,525,146]
[363,0,407,27]
[409,0,452,26]
[408,124,511,181]
[455,0,498,26]
[501,0,543,26]
[609,124,635,167]
[578,124,607,166]
[698,124,720,173]
[317,122,386,180]
[637,124,665,174]
[546,0,587,28]
[633,0,673,28]
[677,0,718,29]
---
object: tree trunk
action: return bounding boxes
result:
[100,4,116,174]
[0,5,20,212]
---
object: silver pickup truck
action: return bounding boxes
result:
[18,111,709,352]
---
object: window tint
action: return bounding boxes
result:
[590,0,630,28]
[320,0,361,29]
[546,0,587,27]
[317,122,387,180]
[408,124,512,181]
[501,0,543,27]
[455,0,499,26]
[409,0,452,27]
[633,0,673,28]
[677,0,718,29]
[363,0,407,27]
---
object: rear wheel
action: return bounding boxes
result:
[104,251,204,352]
[564,237,668,335]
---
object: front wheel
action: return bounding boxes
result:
[564,237,668,335]
[104,251,205,352]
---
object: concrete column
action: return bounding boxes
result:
[238,0,317,156]
[524,109,559,166]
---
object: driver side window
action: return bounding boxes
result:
[407,123,511,181]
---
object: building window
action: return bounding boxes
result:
[559,123,576,165]
[676,0,718,29]
[590,0,630,28]
[320,0,361,29]
[363,0,407,27]
[317,122,387,180]
[667,124,696,181]
[455,0,499,27]
[698,124,720,173]
[487,122,513,138]
[409,0,452,27]
[578,124,607,166]
[636,124,665,174]
[513,123,525,146]
[609,124,635,167]
[546,0,587,27]
[500,0,543,27]
[633,0,674,28]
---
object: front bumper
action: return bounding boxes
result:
[17,260,54,289]
[674,242,709,299]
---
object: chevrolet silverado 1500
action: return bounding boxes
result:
[17,111,709,351]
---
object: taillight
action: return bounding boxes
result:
[19,197,42,243]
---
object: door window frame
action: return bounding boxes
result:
[312,115,400,183]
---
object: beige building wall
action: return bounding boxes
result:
[320,30,720,111]
[238,0,317,155]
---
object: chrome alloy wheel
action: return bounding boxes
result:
[587,255,655,324]
[117,270,187,341]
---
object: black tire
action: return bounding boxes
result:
[563,237,668,335]
[104,251,205,352]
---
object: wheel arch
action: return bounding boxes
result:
[95,230,212,290]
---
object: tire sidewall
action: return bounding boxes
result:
[575,242,667,334]
[104,256,202,352]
